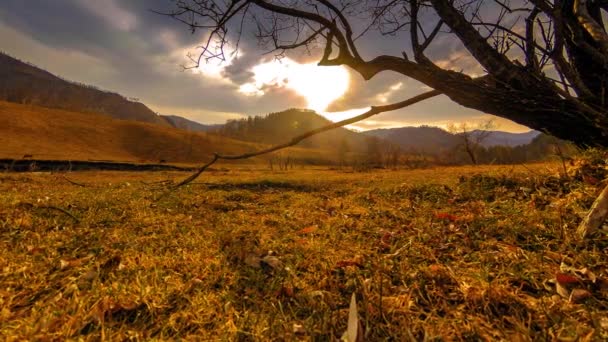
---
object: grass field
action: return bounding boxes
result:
[0,101,350,166]
[1,163,607,340]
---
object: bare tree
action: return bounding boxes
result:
[161,0,607,147]
[448,120,496,164]
[160,1,608,237]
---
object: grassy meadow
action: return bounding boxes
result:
[1,162,607,340]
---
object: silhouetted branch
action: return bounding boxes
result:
[171,89,442,190]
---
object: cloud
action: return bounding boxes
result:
[74,0,138,31]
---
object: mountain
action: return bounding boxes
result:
[162,115,223,132]
[467,130,540,147]
[365,126,460,154]
[0,52,171,127]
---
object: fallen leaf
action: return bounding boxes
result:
[428,264,445,274]
[341,293,360,342]
[261,256,283,270]
[59,255,93,270]
[26,246,44,254]
[556,282,570,299]
[293,323,306,335]
[81,270,98,281]
[569,288,592,303]
[556,272,580,285]
[298,225,318,234]
[579,268,597,283]
[434,212,458,222]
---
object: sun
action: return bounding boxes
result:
[286,62,349,113]
[239,58,350,113]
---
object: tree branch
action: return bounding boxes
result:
[525,7,541,70]
[430,0,520,80]
[171,89,442,189]
[574,0,608,55]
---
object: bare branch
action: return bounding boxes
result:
[430,0,521,81]
[525,7,541,70]
[172,89,442,189]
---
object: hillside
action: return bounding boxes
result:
[0,101,260,163]
[0,53,170,127]
[220,108,372,153]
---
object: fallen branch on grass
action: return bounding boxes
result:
[17,202,80,223]
[59,175,88,187]
[171,89,442,190]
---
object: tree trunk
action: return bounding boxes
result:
[464,142,477,165]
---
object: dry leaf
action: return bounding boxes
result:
[341,293,360,342]
[556,272,580,285]
[434,212,458,221]
[293,323,306,335]
[298,225,318,234]
[59,255,93,270]
[556,282,570,299]
[261,256,283,270]
[569,288,592,303]
[579,268,597,283]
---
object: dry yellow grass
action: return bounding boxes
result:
[0,101,346,167]
[1,161,607,340]
[0,101,329,165]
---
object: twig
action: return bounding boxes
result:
[17,202,80,223]
[59,175,87,187]
[171,89,442,191]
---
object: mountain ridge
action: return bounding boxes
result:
[162,114,223,132]
[364,126,540,153]
[0,52,171,127]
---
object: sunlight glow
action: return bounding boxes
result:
[320,107,371,124]
[196,55,233,78]
[238,58,350,113]
[184,40,237,79]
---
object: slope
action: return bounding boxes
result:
[0,53,170,127]
[0,101,259,163]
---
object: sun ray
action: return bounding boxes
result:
[238,58,349,114]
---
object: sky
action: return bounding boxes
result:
[0,0,532,132]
